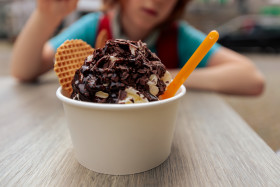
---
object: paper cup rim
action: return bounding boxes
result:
[56,85,186,110]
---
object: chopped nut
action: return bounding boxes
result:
[149,74,158,83]
[149,84,159,96]
[147,74,159,96]
[161,71,172,86]
[95,91,109,98]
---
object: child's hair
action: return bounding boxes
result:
[102,0,192,27]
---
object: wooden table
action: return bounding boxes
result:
[1,74,280,186]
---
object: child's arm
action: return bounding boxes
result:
[10,0,78,82]
[169,47,265,96]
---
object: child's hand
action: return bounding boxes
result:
[37,0,79,22]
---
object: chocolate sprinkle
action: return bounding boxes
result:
[71,39,168,103]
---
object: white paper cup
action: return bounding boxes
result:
[56,85,186,175]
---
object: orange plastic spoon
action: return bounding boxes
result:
[161,30,219,99]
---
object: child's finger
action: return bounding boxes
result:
[95,30,108,49]
[65,0,79,10]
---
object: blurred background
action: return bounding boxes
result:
[0,0,279,153]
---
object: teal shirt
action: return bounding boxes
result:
[49,12,220,68]
[178,21,220,68]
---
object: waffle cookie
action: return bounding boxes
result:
[54,39,94,95]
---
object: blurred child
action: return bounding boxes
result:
[11,0,265,95]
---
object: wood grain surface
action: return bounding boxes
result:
[0,75,280,187]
